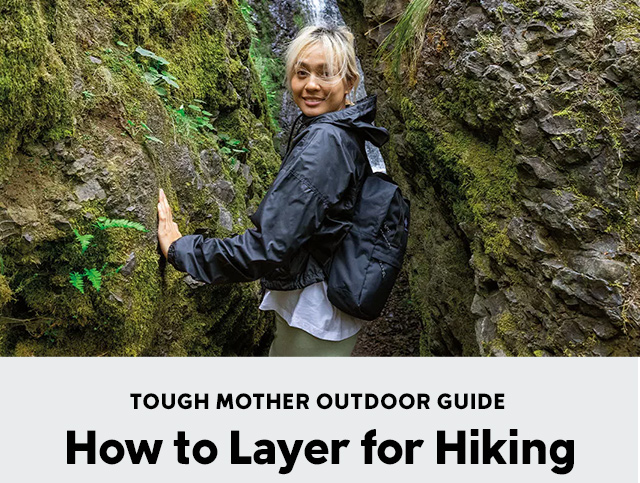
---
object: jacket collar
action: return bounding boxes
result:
[299,94,389,148]
[286,95,389,155]
[300,94,377,126]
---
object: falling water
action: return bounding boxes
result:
[303,0,339,27]
[289,0,387,173]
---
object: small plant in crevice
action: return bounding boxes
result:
[97,40,235,158]
[218,132,249,168]
[122,119,163,144]
[124,119,150,137]
[134,46,179,97]
[108,44,221,145]
[69,217,148,294]
[170,99,219,137]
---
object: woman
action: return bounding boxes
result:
[157,25,390,356]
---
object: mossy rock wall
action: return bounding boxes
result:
[340,0,640,355]
[0,0,281,355]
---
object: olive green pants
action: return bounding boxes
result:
[268,312,358,357]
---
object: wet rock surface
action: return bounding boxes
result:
[340,0,640,355]
[0,1,280,356]
[352,269,423,356]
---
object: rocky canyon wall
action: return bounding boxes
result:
[340,0,640,355]
[0,0,279,355]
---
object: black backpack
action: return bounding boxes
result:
[327,165,410,321]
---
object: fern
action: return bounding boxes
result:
[67,215,145,295]
[95,217,148,232]
[374,0,434,79]
[73,229,94,254]
[70,272,85,294]
[84,268,102,292]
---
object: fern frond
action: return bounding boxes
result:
[73,229,94,254]
[95,217,148,232]
[374,0,434,79]
[84,268,102,292]
[70,272,85,294]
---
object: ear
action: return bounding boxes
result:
[345,78,354,94]
[344,83,354,104]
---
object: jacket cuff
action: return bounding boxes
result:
[167,240,178,269]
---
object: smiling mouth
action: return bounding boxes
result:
[303,97,324,104]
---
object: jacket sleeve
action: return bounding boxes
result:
[167,126,357,284]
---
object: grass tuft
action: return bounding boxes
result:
[374,0,434,79]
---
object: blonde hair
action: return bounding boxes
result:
[285,25,361,106]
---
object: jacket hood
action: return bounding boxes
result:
[297,94,390,148]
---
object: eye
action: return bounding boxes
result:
[296,70,308,77]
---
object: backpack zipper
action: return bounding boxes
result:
[378,260,386,279]
[381,223,393,249]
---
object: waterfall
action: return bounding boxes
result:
[305,0,328,25]
[287,0,388,173]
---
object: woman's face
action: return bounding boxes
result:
[291,43,352,117]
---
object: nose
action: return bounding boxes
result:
[305,73,321,91]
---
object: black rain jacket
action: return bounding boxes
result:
[167,94,390,291]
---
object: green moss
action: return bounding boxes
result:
[433,76,502,130]
[400,97,517,262]
[381,116,479,356]
[171,32,242,112]
[376,87,521,356]
[613,0,640,41]
[404,183,478,356]
[0,0,75,175]
[554,181,639,247]
[293,10,306,30]
[494,310,534,357]
[0,274,13,309]
[552,84,625,153]
[510,0,528,10]
[419,330,431,357]
[84,0,175,45]
[0,0,278,356]
[497,311,517,335]
[241,0,286,132]
[475,31,503,55]
[483,338,514,357]
[0,216,271,356]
